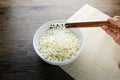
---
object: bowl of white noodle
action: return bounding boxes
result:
[33,20,84,65]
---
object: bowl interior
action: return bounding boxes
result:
[33,20,84,65]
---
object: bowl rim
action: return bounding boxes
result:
[33,20,85,65]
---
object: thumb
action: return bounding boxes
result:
[113,16,120,27]
[108,18,117,26]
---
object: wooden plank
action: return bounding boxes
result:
[61,4,120,80]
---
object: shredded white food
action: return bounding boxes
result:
[38,25,80,61]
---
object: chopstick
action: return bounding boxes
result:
[65,21,111,28]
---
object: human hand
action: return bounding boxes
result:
[101,16,120,45]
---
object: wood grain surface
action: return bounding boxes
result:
[0,0,74,80]
[0,0,120,80]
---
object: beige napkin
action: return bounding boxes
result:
[61,4,120,80]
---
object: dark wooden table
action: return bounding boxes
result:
[0,0,120,80]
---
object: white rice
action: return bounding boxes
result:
[38,25,80,61]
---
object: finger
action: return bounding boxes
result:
[113,16,120,20]
[114,28,120,42]
[101,25,108,30]
[108,18,117,26]
[101,25,116,35]
[108,27,117,33]
[105,29,116,39]
[115,33,120,42]
[116,38,120,45]
[113,16,120,28]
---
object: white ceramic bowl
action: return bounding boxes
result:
[33,20,84,65]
